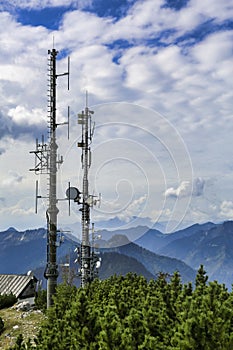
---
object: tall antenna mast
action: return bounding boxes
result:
[66,93,101,287]
[46,48,59,308]
[30,48,70,308]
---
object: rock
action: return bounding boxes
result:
[16,301,31,311]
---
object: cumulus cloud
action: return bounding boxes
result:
[2,171,24,187]
[8,106,46,127]
[165,177,205,199]
[165,181,191,198]
[0,0,92,10]
[117,194,147,222]
[97,194,148,223]
[219,201,233,219]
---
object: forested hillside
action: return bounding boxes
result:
[11,267,233,350]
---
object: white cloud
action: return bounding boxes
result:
[165,181,191,198]
[1,0,92,10]
[60,10,112,46]
[187,0,233,24]
[8,106,46,126]
[117,194,148,222]
[165,177,205,199]
[219,201,233,219]
[191,31,233,69]
[2,170,24,187]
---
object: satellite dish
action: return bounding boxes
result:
[66,187,81,200]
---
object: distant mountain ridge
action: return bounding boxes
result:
[134,221,233,289]
[103,234,195,283]
[0,225,195,285]
[2,221,232,288]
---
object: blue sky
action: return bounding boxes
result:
[0,0,233,233]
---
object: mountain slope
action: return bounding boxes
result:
[134,222,216,253]
[0,227,76,274]
[158,221,233,288]
[103,234,196,284]
[0,227,195,285]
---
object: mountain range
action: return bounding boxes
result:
[0,225,195,286]
[0,220,233,288]
[134,221,233,288]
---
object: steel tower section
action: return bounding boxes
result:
[45,48,59,308]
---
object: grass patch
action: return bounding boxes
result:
[0,307,45,349]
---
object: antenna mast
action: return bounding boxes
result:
[45,48,59,308]
[67,94,101,287]
[77,101,92,286]
[30,48,69,308]
[81,99,92,286]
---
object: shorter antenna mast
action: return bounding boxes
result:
[66,93,101,287]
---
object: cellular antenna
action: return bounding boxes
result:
[66,94,101,287]
[30,48,70,308]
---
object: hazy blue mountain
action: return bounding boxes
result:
[0,226,195,285]
[94,216,154,230]
[134,222,216,253]
[102,234,196,284]
[157,221,233,288]
[0,227,76,275]
[98,252,155,281]
[6,221,233,288]
[34,251,155,289]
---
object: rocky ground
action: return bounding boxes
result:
[0,304,44,349]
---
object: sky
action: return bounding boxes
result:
[0,0,233,234]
